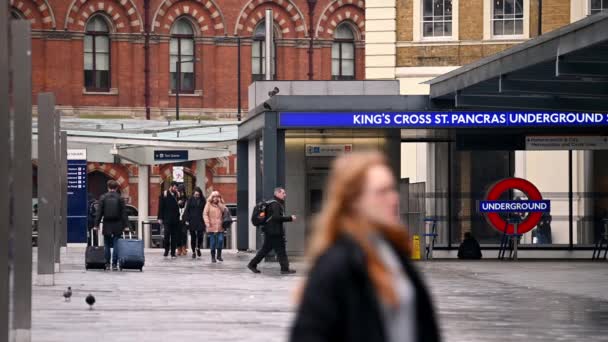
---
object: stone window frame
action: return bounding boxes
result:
[483,0,530,40]
[413,0,459,42]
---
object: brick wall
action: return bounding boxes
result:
[18,0,367,118]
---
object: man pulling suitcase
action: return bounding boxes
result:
[94,180,129,271]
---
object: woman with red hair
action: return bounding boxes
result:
[290,151,440,342]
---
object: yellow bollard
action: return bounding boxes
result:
[411,235,421,260]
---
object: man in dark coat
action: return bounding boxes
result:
[457,232,482,260]
[158,181,181,258]
[248,187,296,274]
[94,180,129,270]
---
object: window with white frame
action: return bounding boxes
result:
[332,23,355,80]
[492,0,524,36]
[590,0,608,14]
[422,0,453,37]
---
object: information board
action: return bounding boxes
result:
[67,149,88,243]
[526,136,608,150]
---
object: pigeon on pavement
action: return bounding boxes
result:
[85,294,95,310]
[63,287,72,302]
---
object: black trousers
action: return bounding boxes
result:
[163,223,180,256]
[249,234,289,271]
[190,230,204,251]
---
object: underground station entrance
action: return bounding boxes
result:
[236,14,608,258]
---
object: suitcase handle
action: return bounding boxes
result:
[122,229,133,239]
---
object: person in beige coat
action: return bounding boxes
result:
[203,191,226,263]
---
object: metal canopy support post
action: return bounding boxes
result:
[0,0,11,339]
[265,9,273,81]
[137,165,149,244]
[11,20,33,342]
[61,132,67,248]
[54,111,61,270]
[263,113,279,200]
[37,93,56,286]
[236,139,249,251]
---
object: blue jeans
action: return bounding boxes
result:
[209,232,224,252]
[104,234,120,266]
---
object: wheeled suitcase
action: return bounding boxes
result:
[85,230,106,270]
[116,230,145,271]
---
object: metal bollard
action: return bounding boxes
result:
[513,223,518,261]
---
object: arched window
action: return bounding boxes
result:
[10,9,23,19]
[84,15,110,91]
[252,21,276,82]
[332,24,355,80]
[170,18,195,93]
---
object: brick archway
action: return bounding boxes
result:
[87,163,130,198]
[10,0,56,29]
[234,0,306,38]
[152,0,225,35]
[315,0,365,39]
[64,0,143,33]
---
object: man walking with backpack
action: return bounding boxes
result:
[158,181,181,259]
[94,180,129,271]
[248,187,297,274]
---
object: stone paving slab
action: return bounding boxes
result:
[30,248,608,341]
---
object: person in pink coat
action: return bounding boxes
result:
[203,191,226,263]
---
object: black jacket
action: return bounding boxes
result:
[457,238,482,260]
[290,235,441,342]
[263,199,292,236]
[95,192,128,236]
[158,190,181,225]
[184,196,206,231]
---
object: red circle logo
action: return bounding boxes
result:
[484,178,543,235]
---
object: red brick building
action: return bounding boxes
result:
[13,0,366,118]
[16,0,366,216]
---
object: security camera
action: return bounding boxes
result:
[268,87,280,97]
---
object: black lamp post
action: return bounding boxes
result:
[307,0,317,80]
[175,57,198,121]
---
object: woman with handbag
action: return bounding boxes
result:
[184,187,206,259]
[203,191,226,263]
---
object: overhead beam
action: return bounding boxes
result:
[556,57,608,78]
[454,93,608,111]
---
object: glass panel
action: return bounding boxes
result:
[95,53,109,70]
[423,22,434,37]
[514,0,524,15]
[578,150,608,246]
[180,39,194,56]
[86,16,109,32]
[171,18,193,35]
[434,0,444,17]
[252,41,261,57]
[181,61,193,73]
[95,36,109,53]
[170,38,178,54]
[252,57,261,74]
[341,43,354,59]
[170,72,177,90]
[514,19,523,35]
[342,59,354,76]
[96,70,109,89]
[331,59,340,76]
[493,20,504,36]
[433,23,443,37]
[254,21,266,39]
[445,22,452,36]
[84,70,94,87]
[504,19,514,35]
[170,55,178,72]
[445,0,453,15]
[494,0,504,18]
[423,0,433,19]
[84,52,93,70]
[84,35,93,53]
[335,24,354,39]
[181,72,194,91]
[504,0,515,17]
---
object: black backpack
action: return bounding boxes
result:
[103,194,122,221]
[250,200,275,226]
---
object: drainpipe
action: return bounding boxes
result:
[307,0,317,80]
[538,0,542,36]
[144,0,151,120]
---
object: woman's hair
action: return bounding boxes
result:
[207,191,225,207]
[305,151,410,306]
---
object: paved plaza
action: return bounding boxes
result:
[31,248,608,342]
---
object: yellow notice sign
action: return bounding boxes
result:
[411,235,421,260]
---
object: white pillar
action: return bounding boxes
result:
[138,165,149,246]
[248,139,257,250]
[195,160,206,191]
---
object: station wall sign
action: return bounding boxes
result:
[480,178,550,235]
[305,144,352,157]
[172,166,185,183]
[279,112,608,129]
[526,136,608,150]
[67,149,88,243]
[154,150,189,161]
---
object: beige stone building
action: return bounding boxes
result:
[366,0,607,94]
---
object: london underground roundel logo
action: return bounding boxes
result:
[480,178,550,235]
